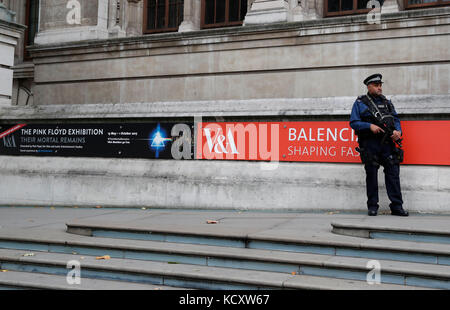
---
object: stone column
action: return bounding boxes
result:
[289,0,320,22]
[0,7,25,106]
[179,0,201,32]
[108,0,126,38]
[126,0,143,36]
[35,0,110,45]
[0,1,16,22]
[244,0,289,25]
[3,0,27,63]
[381,0,400,14]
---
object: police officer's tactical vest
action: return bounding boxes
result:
[355,94,404,164]
[357,94,396,137]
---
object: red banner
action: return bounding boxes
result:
[0,124,26,139]
[196,121,450,166]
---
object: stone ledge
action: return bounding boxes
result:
[0,95,448,120]
[27,7,450,56]
[331,219,450,236]
[12,62,34,79]
[0,19,26,35]
[0,156,448,212]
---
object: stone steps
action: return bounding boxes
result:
[65,220,450,266]
[0,229,447,289]
[0,270,182,290]
[1,211,449,290]
[0,248,429,290]
[331,219,450,244]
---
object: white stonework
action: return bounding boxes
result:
[244,0,290,25]
[0,19,25,106]
[125,0,143,36]
[179,0,201,32]
[35,0,110,44]
[381,0,400,14]
[289,0,320,22]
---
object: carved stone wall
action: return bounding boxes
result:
[35,0,109,44]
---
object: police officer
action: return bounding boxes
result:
[350,74,409,216]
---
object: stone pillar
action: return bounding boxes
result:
[381,0,400,14]
[0,8,25,106]
[108,0,126,38]
[4,0,27,63]
[126,0,143,36]
[289,0,320,22]
[244,0,289,25]
[179,0,201,32]
[0,1,16,22]
[35,0,110,45]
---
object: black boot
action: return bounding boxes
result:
[391,208,409,216]
[368,210,378,216]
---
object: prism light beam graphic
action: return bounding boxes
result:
[149,124,172,158]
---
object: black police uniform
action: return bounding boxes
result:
[350,74,408,216]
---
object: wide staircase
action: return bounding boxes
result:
[0,213,449,290]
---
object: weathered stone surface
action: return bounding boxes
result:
[0,156,448,213]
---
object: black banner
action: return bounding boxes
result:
[0,123,194,159]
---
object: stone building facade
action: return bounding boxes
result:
[0,0,449,213]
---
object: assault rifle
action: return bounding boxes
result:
[362,94,403,148]
[372,115,403,148]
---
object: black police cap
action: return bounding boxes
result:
[364,74,383,85]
